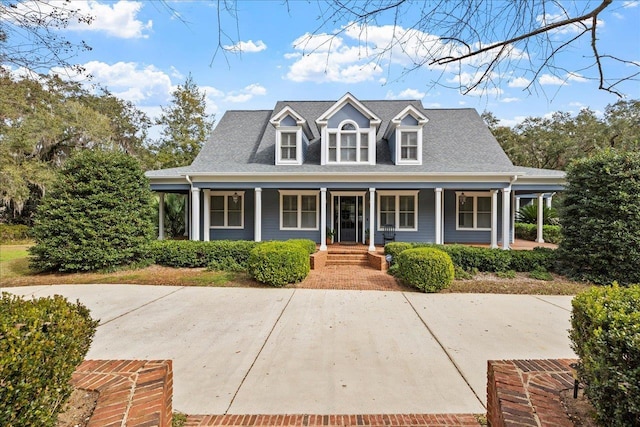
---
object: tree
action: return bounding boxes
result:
[0,0,93,73]
[557,150,640,285]
[30,150,155,272]
[153,74,214,168]
[205,0,637,97]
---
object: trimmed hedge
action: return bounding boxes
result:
[0,293,98,427]
[384,242,556,273]
[286,239,317,255]
[247,241,310,287]
[150,240,259,268]
[514,223,562,244]
[570,284,640,426]
[0,224,30,244]
[396,247,454,292]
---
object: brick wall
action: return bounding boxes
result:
[310,251,327,270]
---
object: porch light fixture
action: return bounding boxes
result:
[459,193,467,205]
[232,192,239,204]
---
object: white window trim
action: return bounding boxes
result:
[455,191,492,231]
[275,126,303,165]
[395,126,423,165]
[376,190,419,232]
[210,191,245,229]
[279,190,320,231]
[325,120,375,165]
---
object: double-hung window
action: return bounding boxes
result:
[280,191,319,230]
[400,131,418,161]
[275,127,303,165]
[326,121,372,164]
[377,191,418,231]
[210,191,244,228]
[457,192,491,230]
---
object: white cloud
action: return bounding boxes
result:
[170,66,184,80]
[424,102,442,108]
[385,88,426,100]
[446,71,503,96]
[536,12,604,35]
[623,1,639,8]
[501,97,520,103]
[539,74,565,85]
[224,83,267,103]
[508,77,531,88]
[612,12,625,19]
[292,33,344,53]
[567,72,588,83]
[223,40,267,53]
[14,0,153,38]
[499,116,528,127]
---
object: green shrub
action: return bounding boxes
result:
[570,285,640,426]
[558,150,640,285]
[514,223,562,244]
[29,151,155,272]
[247,242,310,287]
[516,204,558,225]
[509,247,556,272]
[384,242,414,264]
[0,224,30,244]
[286,239,317,255]
[396,247,454,292]
[0,293,98,427]
[528,267,553,281]
[150,240,258,268]
[454,265,475,280]
[207,256,245,272]
[442,245,511,272]
[496,270,516,279]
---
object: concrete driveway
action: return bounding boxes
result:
[4,285,575,415]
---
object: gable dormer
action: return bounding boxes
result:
[316,93,381,165]
[384,105,428,165]
[270,106,312,165]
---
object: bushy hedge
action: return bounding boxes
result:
[0,224,30,244]
[150,239,259,268]
[247,241,310,287]
[396,247,454,292]
[514,223,562,244]
[0,293,98,427]
[384,242,556,273]
[30,151,155,272]
[570,284,640,426]
[558,150,640,285]
[285,239,317,255]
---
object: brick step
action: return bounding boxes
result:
[326,253,368,260]
[326,260,371,266]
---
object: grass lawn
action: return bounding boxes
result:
[0,244,592,294]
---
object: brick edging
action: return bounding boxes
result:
[71,359,173,427]
[486,359,577,427]
[185,413,482,426]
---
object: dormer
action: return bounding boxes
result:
[270,106,312,165]
[316,93,381,165]
[384,105,428,165]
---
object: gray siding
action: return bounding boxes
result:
[281,115,297,126]
[327,103,370,128]
[205,190,255,241]
[388,131,397,164]
[401,115,419,126]
[372,189,435,245]
[443,190,504,244]
[261,189,322,242]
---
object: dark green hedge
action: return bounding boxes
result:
[384,242,556,273]
[514,223,562,244]
[285,239,317,255]
[0,224,30,244]
[558,150,640,285]
[570,285,640,426]
[247,241,310,287]
[150,240,259,268]
[396,247,454,292]
[0,293,98,427]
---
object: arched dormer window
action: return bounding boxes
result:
[327,120,371,164]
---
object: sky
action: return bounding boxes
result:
[9,0,640,132]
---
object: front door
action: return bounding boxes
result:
[339,197,357,242]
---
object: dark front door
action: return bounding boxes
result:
[339,197,357,242]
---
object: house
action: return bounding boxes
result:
[146,93,564,250]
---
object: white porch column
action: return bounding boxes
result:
[546,195,552,208]
[254,188,262,242]
[183,194,189,237]
[158,192,165,240]
[536,193,545,243]
[203,190,210,241]
[434,188,443,244]
[320,188,327,251]
[515,196,520,213]
[490,190,498,248]
[511,191,516,244]
[502,187,511,250]
[368,188,376,252]
[190,187,200,241]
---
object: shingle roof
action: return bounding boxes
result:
[147,98,562,178]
